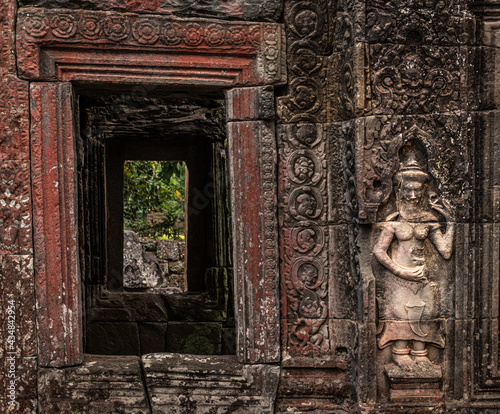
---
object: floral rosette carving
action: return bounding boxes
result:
[227,26,248,46]
[289,123,322,148]
[25,16,50,38]
[248,26,262,47]
[183,23,205,46]
[78,16,102,40]
[104,16,131,42]
[287,150,323,186]
[51,15,77,38]
[132,19,160,44]
[162,22,184,45]
[206,24,226,46]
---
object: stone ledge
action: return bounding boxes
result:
[142,353,280,413]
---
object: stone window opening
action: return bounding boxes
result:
[77,89,235,356]
[123,160,188,292]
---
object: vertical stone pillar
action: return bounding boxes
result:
[226,86,280,364]
[30,82,82,367]
[0,0,38,411]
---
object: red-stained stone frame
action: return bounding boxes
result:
[18,8,285,367]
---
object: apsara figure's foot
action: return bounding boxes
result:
[414,356,440,373]
[392,353,418,372]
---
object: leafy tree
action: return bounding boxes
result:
[123,160,185,238]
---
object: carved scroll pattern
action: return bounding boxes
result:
[356,115,471,223]
[366,7,464,46]
[370,45,461,115]
[278,0,335,123]
[279,124,332,365]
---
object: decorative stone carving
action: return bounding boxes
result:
[17,8,286,86]
[278,0,336,123]
[370,45,461,115]
[373,141,455,401]
[355,116,471,223]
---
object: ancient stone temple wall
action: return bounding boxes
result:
[0,0,499,412]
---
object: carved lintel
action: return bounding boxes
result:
[17,8,286,86]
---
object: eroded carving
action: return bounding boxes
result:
[373,141,455,381]
[287,258,329,357]
[370,45,460,115]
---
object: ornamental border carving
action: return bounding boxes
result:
[17,8,286,86]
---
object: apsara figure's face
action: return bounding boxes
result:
[399,179,425,204]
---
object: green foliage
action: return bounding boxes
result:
[124,160,185,238]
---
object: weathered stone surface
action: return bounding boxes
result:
[277,368,355,412]
[476,111,500,223]
[156,239,180,261]
[225,85,275,121]
[17,8,286,86]
[228,120,280,363]
[30,82,82,367]
[38,355,149,413]
[1,357,37,413]
[86,287,169,322]
[123,230,163,288]
[0,255,36,359]
[0,0,16,73]
[0,75,30,160]
[18,0,283,22]
[142,353,280,413]
[0,161,32,255]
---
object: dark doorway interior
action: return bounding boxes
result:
[77,90,235,356]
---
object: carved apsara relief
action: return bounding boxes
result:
[373,141,455,380]
[356,116,471,223]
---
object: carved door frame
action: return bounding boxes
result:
[18,7,285,367]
